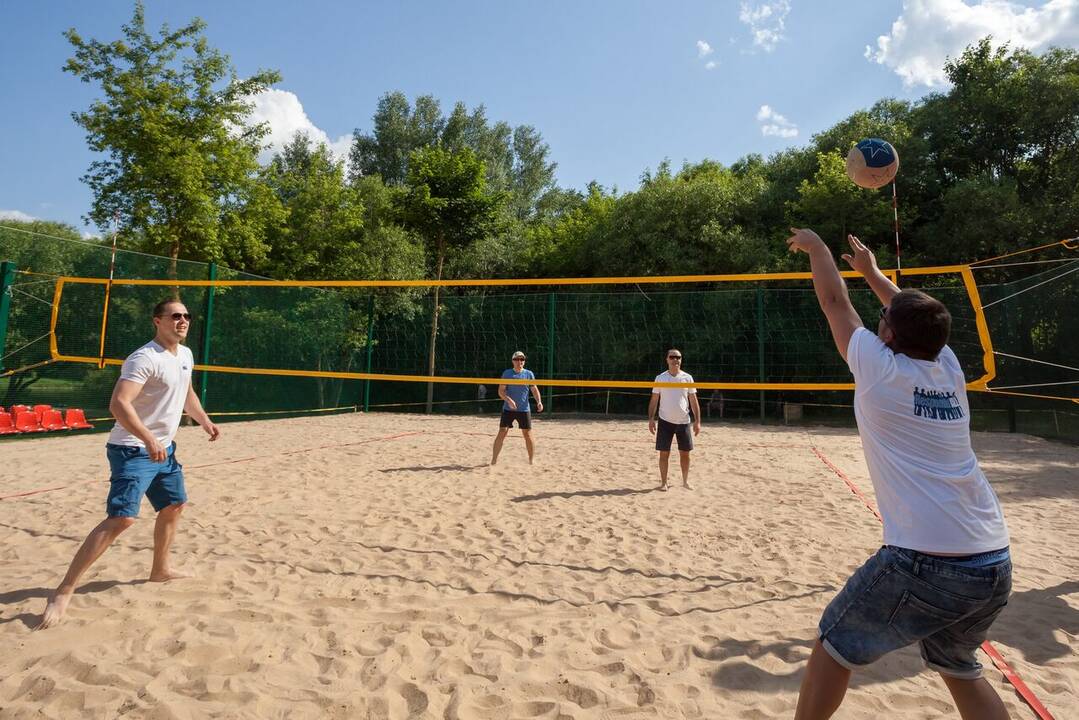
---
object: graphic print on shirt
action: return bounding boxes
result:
[913,386,964,420]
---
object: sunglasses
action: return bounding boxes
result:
[512,357,526,361]
[158,312,192,321]
[879,306,888,319]
[668,355,682,360]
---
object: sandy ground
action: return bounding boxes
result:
[1,412,1076,719]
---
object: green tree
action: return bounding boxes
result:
[398,146,504,411]
[64,2,282,269]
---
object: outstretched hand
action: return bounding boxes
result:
[841,234,877,276]
[786,227,827,255]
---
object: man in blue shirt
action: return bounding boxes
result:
[491,350,544,465]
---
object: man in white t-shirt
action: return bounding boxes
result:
[37,299,220,630]
[647,349,701,490]
[787,229,1011,720]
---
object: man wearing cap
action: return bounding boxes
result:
[491,351,544,465]
[647,348,701,490]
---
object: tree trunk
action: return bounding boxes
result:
[425,242,445,414]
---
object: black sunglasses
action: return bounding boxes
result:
[668,355,682,360]
[879,306,888,319]
[512,357,526,361]
[158,312,192,321]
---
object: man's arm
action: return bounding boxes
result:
[530,384,544,412]
[498,383,516,410]
[689,391,701,435]
[647,393,659,435]
[185,384,220,441]
[787,228,863,361]
[841,234,900,306]
[110,379,166,461]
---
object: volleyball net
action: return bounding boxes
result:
[1,225,1075,433]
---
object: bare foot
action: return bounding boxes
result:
[149,569,192,583]
[36,588,73,630]
[683,481,692,489]
[658,482,669,492]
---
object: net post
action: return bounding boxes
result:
[757,285,765,421]
[0,260,16,373]
[198,262,217,408]
[363,294,376,412]
[546,292,556,413]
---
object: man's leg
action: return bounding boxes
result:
[679,450,691,488]
[794,640,852,720]
[37,516,137,629]
[522,429,535,464]
[940,674,1010,720]
[658,451,670,489]
[491,427,510,465]
[149,502,190,582]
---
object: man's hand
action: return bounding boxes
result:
[786,227,827,255]
[693,420,701,436]
[505,397,517,411]
[841,234,878,276]
[648,418,656,435]
[535,401,543,413]
[203,420,221,441]
[146,438,167,463]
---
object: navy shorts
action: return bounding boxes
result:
[655,418,693,452]
[819,545,1011,679]
[499,409,532,430]
[105,442,187,517]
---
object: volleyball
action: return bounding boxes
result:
[845,138,899,189]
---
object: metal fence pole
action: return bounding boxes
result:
[757,285,765,421]
[546,292,555,413]
[198,262,217,408]
[363,294,376,412]
[0,261,16,373]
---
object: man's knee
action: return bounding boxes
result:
[106,516,138,533]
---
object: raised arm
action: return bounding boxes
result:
[786,228,864,362]
[842,234,900,306]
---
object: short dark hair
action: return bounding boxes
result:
[153,299,184,317]
[886,289,951,359]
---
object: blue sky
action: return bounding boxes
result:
[2,1,1077,234]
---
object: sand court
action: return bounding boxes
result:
[1,412,1076,719]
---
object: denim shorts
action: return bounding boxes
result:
[819,545,1011,679]
[105,442,187,517]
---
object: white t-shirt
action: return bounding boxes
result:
[847,327,1009,554]
[652,370,697,424]
[108,340,194,447]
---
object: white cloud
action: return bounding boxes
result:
[0,209,36,222]
[246,89,353,165]
[705,60,718,70]
[739,1,792,52]
[757,105,799,138]
[697,40,714,58]
[867,0,1079,87]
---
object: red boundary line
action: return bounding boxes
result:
[0,431,423,501]
[810,446,1055,720]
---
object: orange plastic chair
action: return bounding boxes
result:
[65,408,95,430]
[15,411,46,433]
[33,404,53,422]
[43,409,68,431]
[0,411,17,435]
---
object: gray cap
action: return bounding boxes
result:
[511,351,526,359]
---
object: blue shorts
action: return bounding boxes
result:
[105,442,187,517]
[819,545,1011,679]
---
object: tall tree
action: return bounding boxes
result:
[398,146,504,412]
[64,2,282,269]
